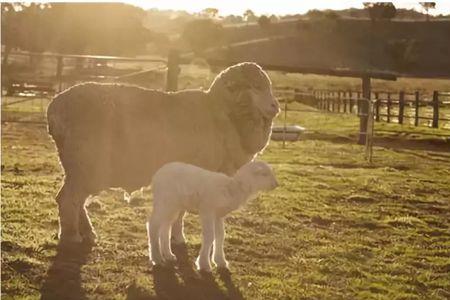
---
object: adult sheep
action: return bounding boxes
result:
[47,62,280,245]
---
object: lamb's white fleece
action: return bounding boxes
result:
[147,161,278,272]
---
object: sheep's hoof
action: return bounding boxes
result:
[59,233,83,244]
[81,232,97,246]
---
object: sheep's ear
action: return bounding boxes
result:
[225,80,249,93]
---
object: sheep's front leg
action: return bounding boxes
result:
[171,211,186,245]
[160,220,177,263]
[148,214,164,265]
[213,217,228,269]
[196,212,215,272]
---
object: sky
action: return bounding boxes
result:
[124,0,450,16]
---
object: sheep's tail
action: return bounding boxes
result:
[46,96,67,150]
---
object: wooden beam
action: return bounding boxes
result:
[179,55,397,81]
[3,50,167,63]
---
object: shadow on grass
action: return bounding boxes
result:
[127,244,244,300]
[40,242,93,300]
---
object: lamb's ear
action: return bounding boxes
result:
[252,166,265,175]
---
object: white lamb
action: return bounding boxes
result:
[147,161,278,272]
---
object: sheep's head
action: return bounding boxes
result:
[237,161,278,192]
[209,62,280,120]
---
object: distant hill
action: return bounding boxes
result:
[207,18,450,78]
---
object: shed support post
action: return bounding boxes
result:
[398,91,405,125]
[56,56,63,92]
[432,91,439,128]
[414,91,420,126]
[166,50,180,92]
[359,76,371,145]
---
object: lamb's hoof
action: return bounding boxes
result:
[171,237,186,246]
[217,266,231,276]
[150,259,164,267]
[163,254,177,265]
[214,259,229,269]
[196,264,212,274]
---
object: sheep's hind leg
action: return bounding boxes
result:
[171,210,186,245]
[79,204,97,245]
[196,212,215,272]
[56,180,86,245]
[213,217,229,269]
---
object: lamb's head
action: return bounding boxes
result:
[208,62,280,120]
[236,161,278,193]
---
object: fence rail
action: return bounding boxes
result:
[279,89,450,129]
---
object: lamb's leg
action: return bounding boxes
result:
[171,210,186,245]
[160,220,177,262]
[213,217,228,269]
[148,213,164,265]
[56,180,85,244]
[196,212,215,272]
[79,203,97,245]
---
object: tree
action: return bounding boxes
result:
[1,3,152,56]
[363,2,397,21]
[181,19,224,54]
[420,2,436,21]
[243,9,256,23]
[201,7,219,18]
[258,15,271,29]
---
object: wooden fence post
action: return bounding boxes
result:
[398,91,405,124]
[317,91,321,109]
[414,91,419,126]
[343,91,347,113]
[349,91,354,114]
[56,56,63,92]
[387,92,391,123]
[327,91,330,111]
[321,91,324,110]
[375,92,380,121]
[330,92,336,112]
[166,50,180,92]
[357,91,362,114]
[337,91,341,113]
[320,91,323,110]
[359,76,370,145]
[432,91,439,128]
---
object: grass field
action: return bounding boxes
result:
[2,99,449,299]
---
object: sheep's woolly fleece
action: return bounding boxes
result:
[47,62,280,195]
